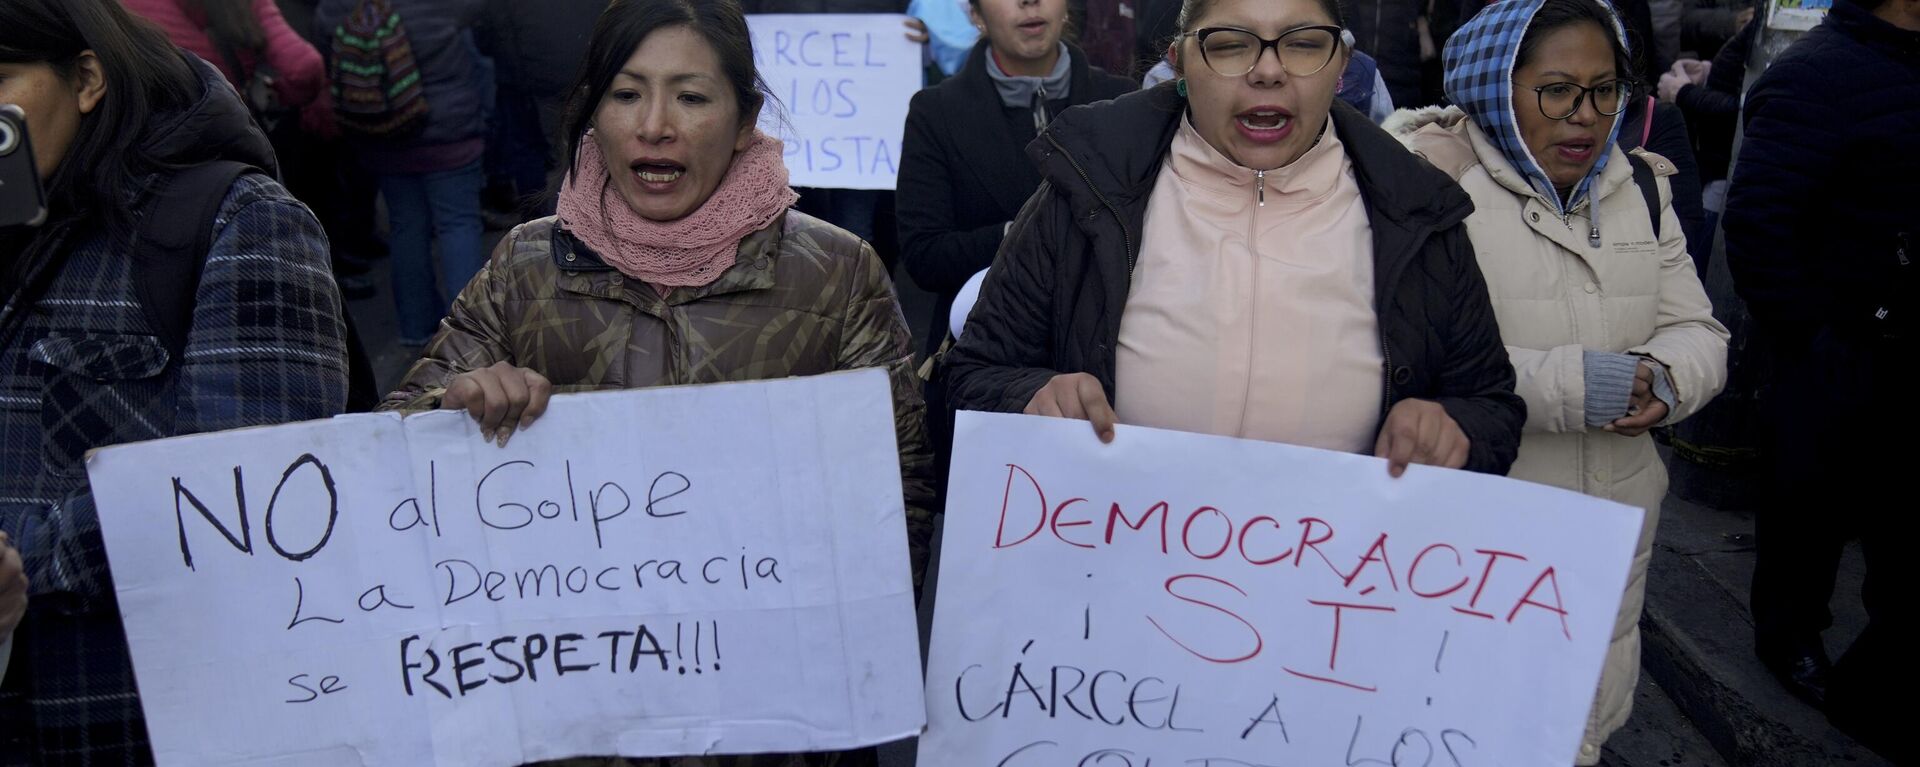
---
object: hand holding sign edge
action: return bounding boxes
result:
[1024,372,1117,444]
[1374,398,1471,477]
[441,362,554,447]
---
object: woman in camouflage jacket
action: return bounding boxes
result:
[383,7,933,764]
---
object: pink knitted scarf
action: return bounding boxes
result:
[556,130,798,287]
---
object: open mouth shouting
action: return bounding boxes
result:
[632,158,687,191]
[1235,106,1294,144]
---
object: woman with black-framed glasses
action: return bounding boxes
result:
[1392,0,1728,762]
[943,0,1525,480]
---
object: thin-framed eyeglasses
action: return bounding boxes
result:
[1529,80,1634,120]
[1181,25,1346,78]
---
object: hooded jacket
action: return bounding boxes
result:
[1442,0,1628,218]
[1397,0,1730,760]
[0,57,347,763]
[943,84,1526,475]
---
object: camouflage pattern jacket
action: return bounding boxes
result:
[383,210,935,593]
[384,213,933,766]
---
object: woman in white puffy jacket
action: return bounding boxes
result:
[1391,0,1729,761]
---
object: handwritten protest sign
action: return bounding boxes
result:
[920,412,1645,766]
[747,14,920,190]
[85,371,923,767]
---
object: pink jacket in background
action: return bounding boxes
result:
[124,0,333,133]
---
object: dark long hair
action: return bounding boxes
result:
[0,0,198,242]
[183,0,268,51]
[560,0,773,183]
[1517,0,1637,86]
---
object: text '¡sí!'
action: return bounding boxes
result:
[919,412,1645,767]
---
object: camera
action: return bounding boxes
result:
[0,115,20,156]
[0,104,49,228]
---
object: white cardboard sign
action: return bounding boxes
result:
[85,370,923,767]
[919,412,1646,766]
[747,14,921,190]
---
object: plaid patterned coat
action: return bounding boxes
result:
[0,174,349,764]
[383,212,934,767]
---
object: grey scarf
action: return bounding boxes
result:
[984,44,1073,132]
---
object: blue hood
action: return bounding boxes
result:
[1442,0,1627,215]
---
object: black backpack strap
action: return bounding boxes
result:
[131,161,379,412]
[132,161,255,366]
[1626,152,1662,240]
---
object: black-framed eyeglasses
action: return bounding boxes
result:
[1530,80,1634,120]
[1181,25,1346,78]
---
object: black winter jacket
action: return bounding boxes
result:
[1620,98,1709,268]
[944,85,1525,474]
[1725,0,1919,346]
[898,41,1136,355]
[1349,0,1429,107]
[477,0,603,100]
[1675,17,1757,184]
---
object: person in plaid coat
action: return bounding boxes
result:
[0,1,348,762]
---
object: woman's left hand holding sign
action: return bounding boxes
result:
[441,362,554,448]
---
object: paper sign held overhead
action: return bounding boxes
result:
[747,14,921,190]
[920,412,1646,767]
[85,371,924,767]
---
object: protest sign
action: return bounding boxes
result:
[85,371,923,767]
[920,412,1646,766]
[747,14,920,190]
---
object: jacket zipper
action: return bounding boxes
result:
[1044,132,1137,278]
[1255,170,1267,207]
[1549,207,1602,248]
[1553,192,1601,248]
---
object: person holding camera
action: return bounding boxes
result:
[1,0,349,762]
